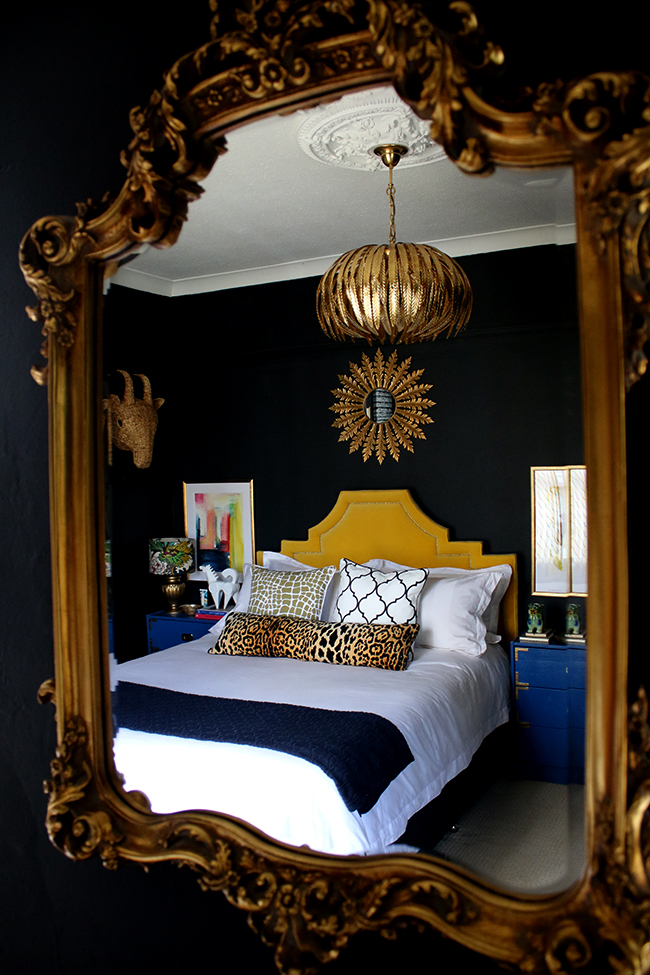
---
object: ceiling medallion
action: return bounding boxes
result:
[297,87,447,172]
[330,348,434,463]
[316,144,473,344]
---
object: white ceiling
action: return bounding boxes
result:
[111,87,575,298]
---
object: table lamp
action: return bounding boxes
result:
[149,537,195,614]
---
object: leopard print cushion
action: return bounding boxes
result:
[272,617,418,670]
[209,611,276,657]
[210,612,418,671]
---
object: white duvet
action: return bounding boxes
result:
[113,636,510,855]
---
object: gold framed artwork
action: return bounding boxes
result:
[531,466,588,596]
[18,2,649,973]
[183,481,254,580]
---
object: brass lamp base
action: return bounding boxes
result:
[161,574,186,614]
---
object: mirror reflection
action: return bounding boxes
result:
[104,88,585,894]
[364,388,396,423]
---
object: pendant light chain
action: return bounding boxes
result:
[386,158,397,244]
[316,142,473,344]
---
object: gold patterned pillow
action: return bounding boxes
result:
[210,612,418,671]
[247,564,336,620]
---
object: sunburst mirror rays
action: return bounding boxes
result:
[331,348,435,463]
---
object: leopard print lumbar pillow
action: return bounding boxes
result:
[210,612,418,670]
[208,611,277,657]
[272,617,418,670]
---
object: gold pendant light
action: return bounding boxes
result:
[316,145,472,344]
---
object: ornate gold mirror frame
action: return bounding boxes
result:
[19,2,650,971]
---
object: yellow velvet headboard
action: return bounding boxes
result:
[260,489,518,647]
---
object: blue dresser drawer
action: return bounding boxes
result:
[146,613,215,653]
[569,724,585,769]
[516,686,568,728]
[569,686,586,726]
[568,649,586,688]
[513,645,570,688]
[518,726,569,768]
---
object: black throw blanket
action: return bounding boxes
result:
[115,681,414,814]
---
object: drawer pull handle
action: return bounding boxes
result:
[181,633,195,642]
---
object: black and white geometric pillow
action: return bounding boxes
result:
[335,558,427,625]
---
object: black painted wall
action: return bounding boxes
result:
[1,3,646,973]
[104,244,582,660]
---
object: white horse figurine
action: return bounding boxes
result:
[204,566,240,609]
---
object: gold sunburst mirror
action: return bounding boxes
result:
[331,348,434,462]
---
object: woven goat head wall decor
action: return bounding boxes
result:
[104,370,164,469]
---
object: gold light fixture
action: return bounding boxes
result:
[317,144,473,344]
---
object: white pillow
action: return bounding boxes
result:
[335,558,427,625]
[261,551,310,572]
[368,559,512,654]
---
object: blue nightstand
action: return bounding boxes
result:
[510,639,586,784]
[146,611,216,654]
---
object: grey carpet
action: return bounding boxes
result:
[430,778,585,894]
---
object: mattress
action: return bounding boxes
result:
[112,634,510,855]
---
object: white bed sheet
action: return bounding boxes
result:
[113,635,510,855]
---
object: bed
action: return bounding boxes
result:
[112,489,518,856]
